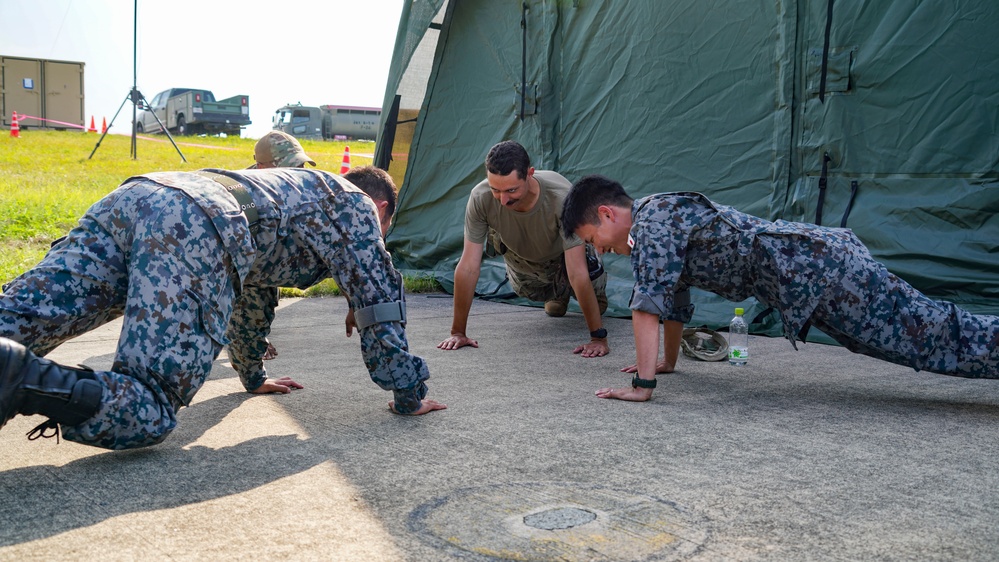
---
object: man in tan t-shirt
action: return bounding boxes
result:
[437,140,610,357]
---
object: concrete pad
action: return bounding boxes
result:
[2,294,998,560]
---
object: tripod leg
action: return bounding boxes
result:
[88,93,131,160]
[140,93,187,163]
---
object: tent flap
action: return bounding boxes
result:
[380,0,999,335]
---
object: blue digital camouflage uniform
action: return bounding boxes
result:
[0,168,430,449]
[629,192,999,378]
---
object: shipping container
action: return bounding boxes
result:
[1,55,85,130]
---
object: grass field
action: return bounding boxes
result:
[0,129,438,295]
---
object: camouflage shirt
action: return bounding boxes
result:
[141,168,429,399]
[629,192,999,378]
[629,192,882,347]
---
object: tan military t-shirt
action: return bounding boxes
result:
[464,170,582,263]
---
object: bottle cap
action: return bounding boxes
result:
[735,307,744,315]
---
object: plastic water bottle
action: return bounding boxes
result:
[728,307,749,366]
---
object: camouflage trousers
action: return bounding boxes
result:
[505,254,607,304]
[0,182,234,449]
[808,269,999,378]
[491,236,607,304]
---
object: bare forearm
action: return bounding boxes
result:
[450,263,478,335]
[632,310,662,381]
[571,274,603,332]
[662,320,683,371]
[565,246,604,334]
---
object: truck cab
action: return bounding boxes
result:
[271,103,381,141]
[272,103,324,140]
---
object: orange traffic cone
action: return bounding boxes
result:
[339,146,351,174]
[88,116,97,133]
[101,117,107,134]
[9,111,20,138]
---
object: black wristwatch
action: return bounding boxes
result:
[631,375,657,389]
[590,328,608,339]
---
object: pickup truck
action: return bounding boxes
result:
[136,88,250,136]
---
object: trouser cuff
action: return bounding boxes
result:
[392,382,428,414]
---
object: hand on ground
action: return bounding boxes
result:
[251,376,304,394]
[595,386,653,401]
[437,334,478,350]
[263,341,278,360]
[573,339,609,358]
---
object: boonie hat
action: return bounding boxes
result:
[680,326,729,362]
[253,131,316,168]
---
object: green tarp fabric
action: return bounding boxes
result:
[381,0,999,337]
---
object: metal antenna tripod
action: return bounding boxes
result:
[88,0,185,162]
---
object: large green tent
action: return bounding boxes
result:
[375,0,999,336]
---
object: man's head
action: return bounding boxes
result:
[484,140,536,211]
[252,131,317,169]
[485,140,531,178]
[343,165,397,237]
[561,174,635,255]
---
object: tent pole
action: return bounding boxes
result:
[520,2,527,120]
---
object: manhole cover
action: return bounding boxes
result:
[523,506,597,530]
[409,482,710,560]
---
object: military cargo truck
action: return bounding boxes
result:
[271,102,379,140]
[136,88,249,136]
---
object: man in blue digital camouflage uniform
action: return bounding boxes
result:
[0,166,445,450]
[249,130,319,360]
[561,175,999,402]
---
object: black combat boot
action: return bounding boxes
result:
[0,337,103,431]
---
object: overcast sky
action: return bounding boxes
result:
[0,0,404,139]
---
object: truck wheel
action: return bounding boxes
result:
[177,116,187,135]
[135,122,144,134]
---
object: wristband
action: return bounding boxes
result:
[590,328,608,339]
[631,375,657,389]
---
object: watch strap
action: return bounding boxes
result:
[631,376,657,389]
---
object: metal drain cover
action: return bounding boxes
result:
[409,482,710,560]
[523,506,597,530]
